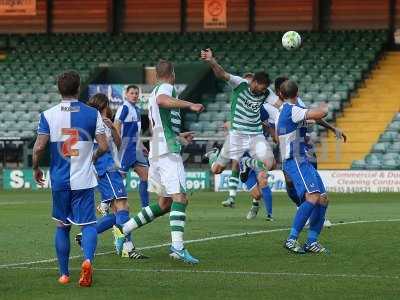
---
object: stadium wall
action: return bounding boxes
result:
[0,0,47,33]
[0,0,397,34]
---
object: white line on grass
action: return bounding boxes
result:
[6,266,400,281]
[0,218,399,269]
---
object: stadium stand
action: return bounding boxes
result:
[0,29,397,169]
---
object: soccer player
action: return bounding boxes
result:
[32,71,108,286]
[273,77,345,229]
[114,85,150,208]
[114,60,204,264]
[221,72,255,208]
[277,80,330,254]
[85,93,147,259]
[201,49,276,207]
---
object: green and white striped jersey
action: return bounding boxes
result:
[228,75,278,134]
[148,82,181,158]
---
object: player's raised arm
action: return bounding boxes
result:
[200,48,230,81]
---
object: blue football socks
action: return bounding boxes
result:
[55,226,71,276]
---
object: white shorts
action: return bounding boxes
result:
[220,131,274,162]
[148,153,186,197]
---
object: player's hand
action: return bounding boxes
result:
[179,131,195,145]
[33,168,45,186]
[335,128,347,142]
[102,118,113,129]
[189,103,204,113]
[200,48,213,61]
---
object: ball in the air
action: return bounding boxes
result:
[282,31,302,50]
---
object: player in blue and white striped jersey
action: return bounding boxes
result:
[32,71,108,286]
[85,93,147,260]
[277,80,331,254]
[114,85,150,208]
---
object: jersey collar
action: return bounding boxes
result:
[61,98,78,102]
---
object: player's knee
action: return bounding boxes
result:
[319,194,329,206]
[305,192,320,204]
[257,171,268,188]
[211,164,224,174]
[251,188,261,200]
[114,198,129,211]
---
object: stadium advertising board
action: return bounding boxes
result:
[3,169,210,191]
[0,0,36,15]
[214,170,400,193]
[204,0,227,29]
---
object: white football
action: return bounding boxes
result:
[282,31,302,50]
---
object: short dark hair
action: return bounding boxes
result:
[156,59,174,78]
[274,76,289,93]
[87,93,109,112]
[242,72,254,80]
[126,85,139,93]
[280,80,298,99]
[57,70,80,98]
[253,71,270,86]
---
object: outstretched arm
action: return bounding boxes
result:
[317,119,347,142]
[156,94,204,112]
[200,48,230,81]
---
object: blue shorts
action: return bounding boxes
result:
[120,148,149,173]
[244,170,258,191]
[52,188,96,226]
[97,171,127,202]
[283,158,326,201]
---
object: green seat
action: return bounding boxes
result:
[351,160,366,170]
[198,113,212,122]
[387,121,400,132]
[387,142,400,153]
[379,132,398,143]
[184,113,198,122]
[382,159,400,170]
[207,103,220,112]
[215,93,229,102]
[189,122,203,132]
[372,143,388,153]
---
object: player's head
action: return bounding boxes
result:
[250,71,270,96]
[156,59,175,84]
[274,76,289,100]
[87,93,110,116]
[125,85,139,104]
[242,72,254,83]
[57,70,80,99]
[280,80,298,101]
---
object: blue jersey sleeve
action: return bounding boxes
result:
[260,105,269,123]
[37,113,50,135]
[116,105,129,122]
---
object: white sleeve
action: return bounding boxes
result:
[266,88,279,105]
[156,83,174,97]
[291,106,308,123]
[227,74,247,89]
[297,97,307,108]
[95,111,106,135]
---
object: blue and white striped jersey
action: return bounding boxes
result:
[115,100,141,162]
[37,99,105,191]
[276,102,309,161]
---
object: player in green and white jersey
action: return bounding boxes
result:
[201,48,277,207]
[113,60,204,264]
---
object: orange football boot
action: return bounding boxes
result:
[58,275,70,284]
[78,259,93,287]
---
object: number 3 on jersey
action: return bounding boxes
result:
[62,128,79,157]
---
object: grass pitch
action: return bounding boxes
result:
[0,190,399,299]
